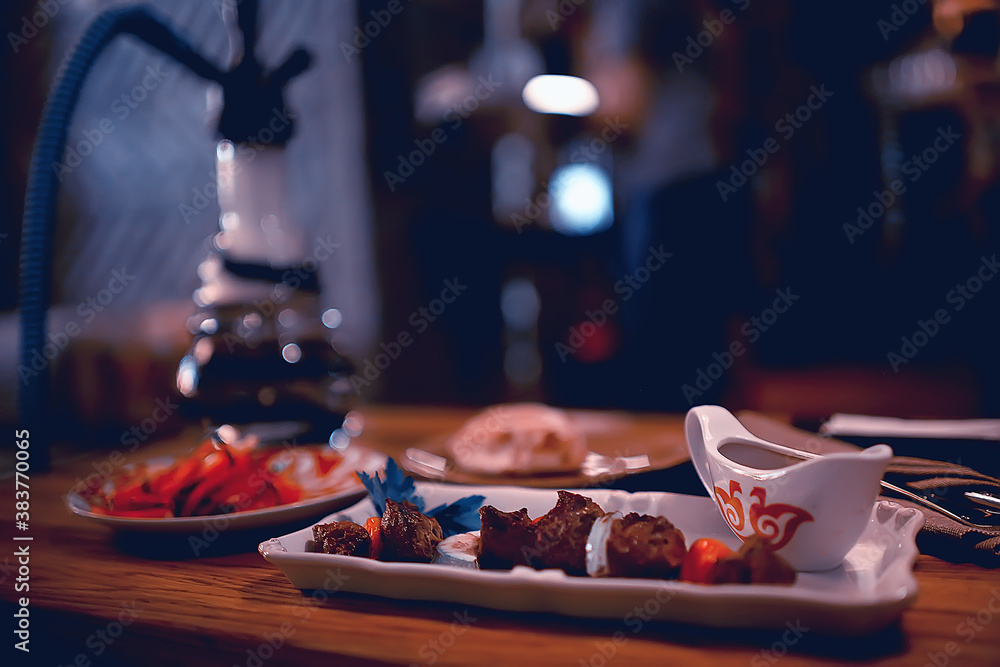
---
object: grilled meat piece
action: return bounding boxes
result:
[380,499,443,563]
[708,536,796,584]
[605,512,687,579]
[477,506,536,570]
[531,490,605,575]
[312,521,372,557]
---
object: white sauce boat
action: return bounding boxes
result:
[685,405,892,571]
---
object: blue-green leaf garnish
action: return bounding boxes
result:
[426,495,486,538]
[357,458,483,537]
[357,458,423,515]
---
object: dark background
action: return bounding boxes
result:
[2,0,998,444]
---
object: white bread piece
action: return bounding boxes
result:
[446,403,587,475]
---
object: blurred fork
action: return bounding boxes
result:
[581,451,651,478]
[755,445,1000,530]
[878,480,1000,529]
[403,448,650,481]
[404,448,450,480]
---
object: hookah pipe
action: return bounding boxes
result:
[18,0,310,469]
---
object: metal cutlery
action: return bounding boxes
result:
[403,447,650,482]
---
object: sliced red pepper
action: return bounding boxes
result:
[314,451,342,477]
[203,478,258,513]
[111,475,152,501]
[200,456,265,513]
[99,437,330,518]
[179,447,238,516]
[241,479,284,510]
[147,454,204,499]
[364,516,383,559]
[269,475,303,505]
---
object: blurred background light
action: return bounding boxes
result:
[281,342,302,364]
[548,163,614,236]
[321,308,342,329]
[504,341,542,386]
[491,133,536,224]
[521,74,600,116]
[500,277,541,331]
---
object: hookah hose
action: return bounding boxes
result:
[18,6,229,469]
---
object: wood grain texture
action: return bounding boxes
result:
[2,406,1000,666]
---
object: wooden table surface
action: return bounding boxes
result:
[3,406,1000,666]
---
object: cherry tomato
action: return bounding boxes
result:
[680,538,733,584]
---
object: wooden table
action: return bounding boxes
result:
[3,406,1000,666]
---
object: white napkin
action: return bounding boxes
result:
[821,414,1000,440]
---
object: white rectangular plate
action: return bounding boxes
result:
[259,483,924,635]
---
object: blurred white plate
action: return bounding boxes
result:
[65,444,386,533]
[259,483,924,635]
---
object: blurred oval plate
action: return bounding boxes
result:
[65,444,386,533]
[402,411,689,488]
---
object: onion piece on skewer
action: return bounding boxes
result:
[585,512,622,577]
